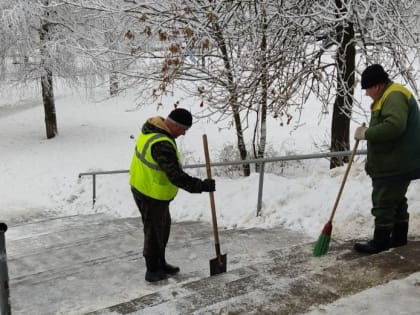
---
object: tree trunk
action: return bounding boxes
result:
[110,72,119,96]
[232,106,250,176]
[41,69,57,139]
[213,20,250,176]
[330,0,355,169]
[39,2,58,139]
[255,10,268,173]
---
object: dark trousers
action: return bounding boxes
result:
[131,188,171,260]
[371,178,410,229]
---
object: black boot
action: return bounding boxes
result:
[145,257,167,283]
[161,257,180,275]
[354,228,391,254]
[391,222,408,248]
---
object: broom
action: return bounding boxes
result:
[313,136,361,257]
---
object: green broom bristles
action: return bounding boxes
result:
[313,140,359,257]
[313,220,333,257]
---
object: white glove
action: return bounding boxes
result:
[354,126,367,140]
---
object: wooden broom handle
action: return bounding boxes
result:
[329,129,364,222]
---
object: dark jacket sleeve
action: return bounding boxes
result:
[151,140,205,193]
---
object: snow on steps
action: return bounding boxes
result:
[88,241,420,314]
[4,213,420,314]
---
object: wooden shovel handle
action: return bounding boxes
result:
[202,134,222,257]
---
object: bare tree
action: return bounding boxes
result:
[275,0,419,168]
[1,0,109,138]
[330,0,356,168]
[4,0,417,164]
[70,0,315,176]
[73,0,420,173]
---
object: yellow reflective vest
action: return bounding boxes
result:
[129,133,180,200]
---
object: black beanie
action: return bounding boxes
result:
[361,64,389,89]
[167,108,192,129]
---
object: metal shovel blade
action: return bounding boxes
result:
[210,253,227,276]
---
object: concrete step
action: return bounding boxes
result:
[5,213,420,314]
[89,241,420,315]
[5,213,309,315]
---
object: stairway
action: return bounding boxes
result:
[4,213,420,314]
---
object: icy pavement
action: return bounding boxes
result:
[5,213,308,314]
[4,213,420,314]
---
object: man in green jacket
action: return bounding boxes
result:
[354,64,420,254]
[130,108,215,282]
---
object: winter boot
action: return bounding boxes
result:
[160,257,180,275]
[145,257,167,283]
[391,222,408,248]
[354,228,391,254]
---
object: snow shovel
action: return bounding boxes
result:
[202,134,227,276]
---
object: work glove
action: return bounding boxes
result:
[354,125,367,140]
[201,179,215,192]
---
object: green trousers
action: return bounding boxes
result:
[371,178,410,229]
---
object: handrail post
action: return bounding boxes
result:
[0,223,11,315]
[92,174,96,208]
[256,161,265,216]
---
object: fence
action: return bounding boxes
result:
[79,149,367,216]
[0,223,11,315]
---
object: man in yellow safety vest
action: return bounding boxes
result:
[130,108,216,282]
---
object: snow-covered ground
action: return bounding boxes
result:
[1,80,420,314]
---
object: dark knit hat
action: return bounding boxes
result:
[167,108,192,129]
[361,64,389,89]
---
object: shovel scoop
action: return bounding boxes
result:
[210,251,227,276]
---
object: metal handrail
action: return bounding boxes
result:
[78,149,367,215]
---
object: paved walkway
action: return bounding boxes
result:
[4,213,420,314]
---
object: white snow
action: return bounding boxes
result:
[1,80,420,314]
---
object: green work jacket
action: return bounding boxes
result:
[365,82,420,178]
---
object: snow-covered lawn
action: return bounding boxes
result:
[1,82,420,314]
